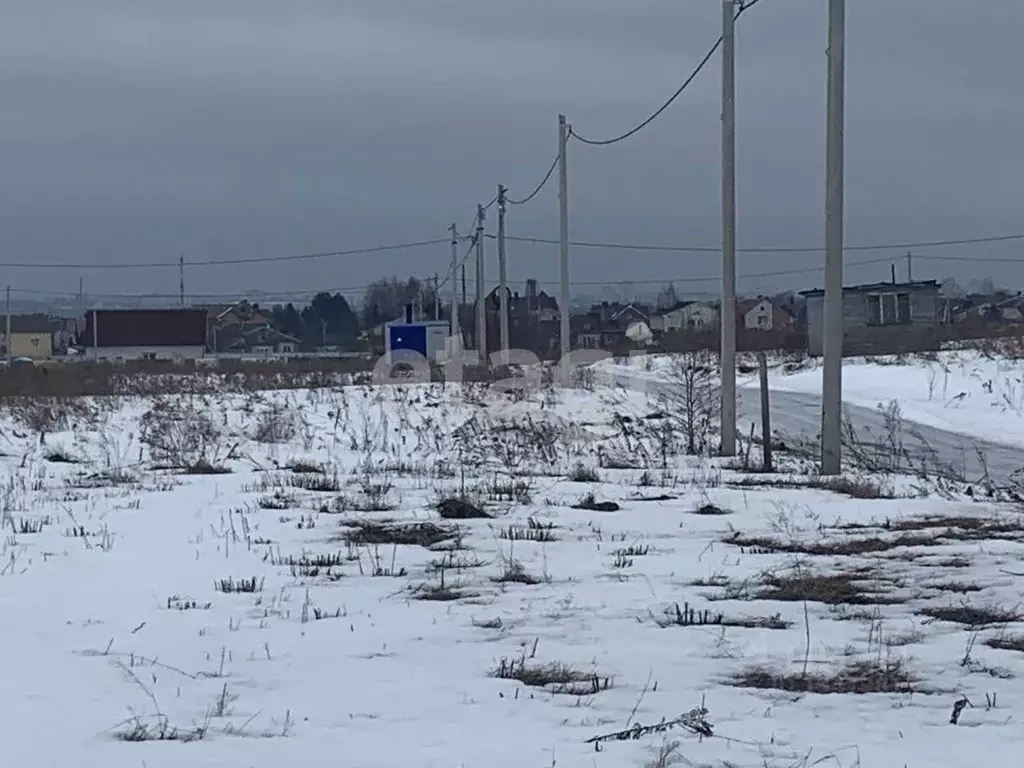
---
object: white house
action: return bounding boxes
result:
[738,298,774,331]
[651,302,719,332]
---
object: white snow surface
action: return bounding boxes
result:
[756,351,1024,448]
[0,382,1022,767]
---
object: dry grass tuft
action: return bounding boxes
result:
[492,658,612,696]
[756,568,900,606]
[436,496,491,520]
[725,531,937,557]
[729,657,915,695]
[342,520,458,548]
[919,604,1022,627]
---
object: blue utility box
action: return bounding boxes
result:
[384,305,449,365]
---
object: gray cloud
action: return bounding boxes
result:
[1,0,1023,303]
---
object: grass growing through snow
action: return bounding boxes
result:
[492,657,612,696]
[730,658,916,695]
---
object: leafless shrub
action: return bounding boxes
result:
[657,350,719,456]
[140,399,226,469]
[253,403,300,444]
[337,476,397,512]
[5,395,94,434]
[568,462,601,483]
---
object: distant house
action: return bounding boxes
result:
[214,300,274,331]
[81,308,209,361]
[801,280,940,356]
[736,297,794,331]
[482,279,560,355]
[7,314,56,359]
[209,300,276,351]
[953,293,1024,326]
[569,302,653,351]
[222,326,300,356]
[651,301,718,332]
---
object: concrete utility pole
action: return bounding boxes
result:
[179,255,185,307]
[720,0,738,457]
[449,223,460,351]
[906,251,913,282]
[433,274,441,320]
[496,184,510,362]
[475,204,487,363]
[4,286,10,364]
[821,0,846,475]
[557,114,571,362]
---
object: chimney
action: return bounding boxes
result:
[526,279,537,312]
[404,304,413,323]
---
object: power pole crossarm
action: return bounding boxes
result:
[720,0,738,457]
[820,0,846,475]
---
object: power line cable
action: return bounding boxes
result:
[569,0,764,147]
[517,255,895,288]
[0,238,452,271]
[506,154,560,206]
[435,236,479,293]
[501,231,1024,254]
[9,227,1021,275]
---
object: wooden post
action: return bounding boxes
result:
[758,351,772,472]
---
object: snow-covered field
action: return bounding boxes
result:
[2,380,1024,767]
[758,351,1024,449]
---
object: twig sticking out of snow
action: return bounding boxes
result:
[585,706,713,751]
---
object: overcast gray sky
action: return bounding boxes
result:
[2,0,1023,304]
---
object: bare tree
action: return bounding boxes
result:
[658,350,720,455]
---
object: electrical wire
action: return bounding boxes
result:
[569,0,763,147]
[14,251,938,302]
[0,238,452,271]
[501,231,1024,255]
[9,227,1024,277]
[522,255,895,287]
[434,236,479,294]
[506,154,560,206]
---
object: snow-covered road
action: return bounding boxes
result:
[737,387,1022,483]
